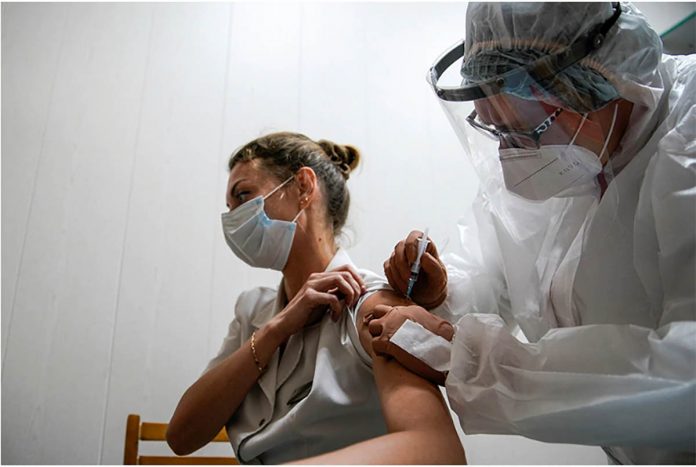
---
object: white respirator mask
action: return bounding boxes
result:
[499,104,618,201]
[221,176,303,271]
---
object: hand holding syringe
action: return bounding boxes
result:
[405,228,430,299]
[383,228,447,308]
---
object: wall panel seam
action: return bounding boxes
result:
[207,2,234,358]
[2,6,69,377]
[97,7,156,464]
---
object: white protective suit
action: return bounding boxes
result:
[428,3,696,464]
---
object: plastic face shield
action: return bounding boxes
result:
[427,3,621,200]
[428,67,605,201]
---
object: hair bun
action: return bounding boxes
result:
[318,140,361,179]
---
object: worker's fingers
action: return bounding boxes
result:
[371,304,394,320]
[424,236,440,260]
[404,230,425,263]
[419,252,446,279]
[384,253,409,294]
[371,338,394,357]
[368,318,384,337]
[394,238,408,265]
[405,231,439,272]
[383,258,396,291]
[391,247,412,290]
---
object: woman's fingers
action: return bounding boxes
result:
[309,290,342,320]
[308,272,358,306]
[327,265,366,305]
[330,275,356,306]
[331,264,366,291]
[338,270,363,304]
[291,265,369,328]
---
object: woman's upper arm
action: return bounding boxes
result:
[354,290,458,431]
[291,359,467,465]
[290,289,467,464]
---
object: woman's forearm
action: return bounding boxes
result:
[166,321,285,455]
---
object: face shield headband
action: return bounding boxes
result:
[427,2,621,103]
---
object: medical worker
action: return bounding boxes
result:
[369,3,696,464]
[167,132,465,464]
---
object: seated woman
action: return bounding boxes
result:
[166,132,466,464]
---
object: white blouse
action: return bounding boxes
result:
[205,249,391,464]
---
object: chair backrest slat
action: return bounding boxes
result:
[139,422,168,441]
[140,421,229,442]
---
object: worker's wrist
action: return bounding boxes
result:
[420,285,448,310]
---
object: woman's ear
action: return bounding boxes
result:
[294,166,318,208]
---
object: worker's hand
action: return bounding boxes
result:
[366,304,454,385]
[383,230,448,309]
[272,265,366,341]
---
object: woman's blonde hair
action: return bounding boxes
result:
[228,132,360,236]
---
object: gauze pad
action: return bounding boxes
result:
[390,319,452,372]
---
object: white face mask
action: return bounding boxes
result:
[499,104,618,201]
[221,176,303,271]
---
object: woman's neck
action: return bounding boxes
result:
[282,228,337,301]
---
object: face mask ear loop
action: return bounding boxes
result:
[598,103,619,162]
[569,113,588,146]
[292,207,305,223]
[263,175,295,201]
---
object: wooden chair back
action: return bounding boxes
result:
[124,413,238,465]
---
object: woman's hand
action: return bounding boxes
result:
[271,264,366,341]
[366,304,454,385]
[383,230,448,309]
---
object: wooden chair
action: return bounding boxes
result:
[124,414,238,465]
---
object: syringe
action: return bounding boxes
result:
[405,228,430,299]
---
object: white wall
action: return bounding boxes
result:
[633,1,695,35]
[0,3,614,464]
